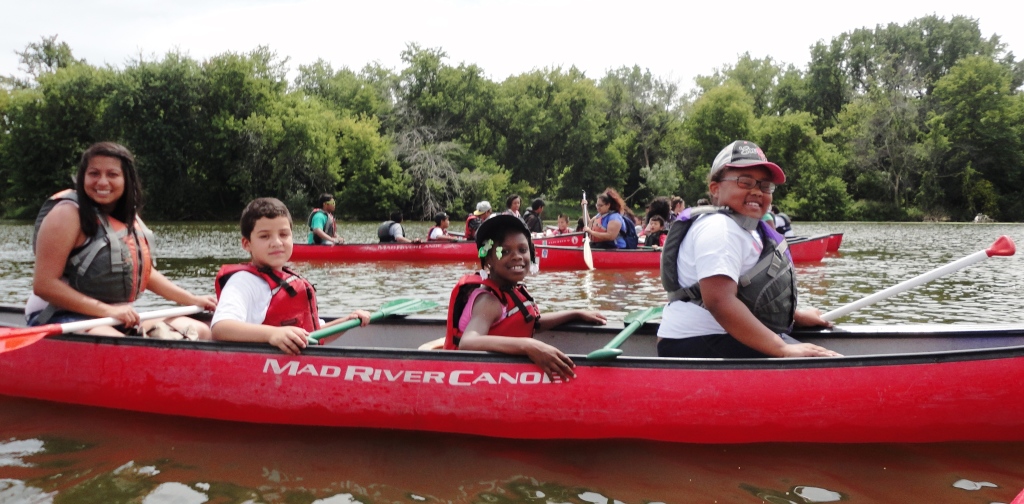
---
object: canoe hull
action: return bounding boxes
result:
[291,242,477,263]
[788,235,829,262]
[536,239,827,271]
[3,320,1024,444]
[826,232,844,252]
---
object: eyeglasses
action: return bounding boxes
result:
[719,176,776,194]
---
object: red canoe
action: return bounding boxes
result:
[2,305,1024,444]
[536,237,829,271]
[291,242,477,263]
[535,232,587,247]
[787,235,829,263]
[826,232,844,252]
[536,245,660,270]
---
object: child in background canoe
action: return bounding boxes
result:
[644,215,668,248]
[444,215,607,381]
[211,197,371,355]
[553,213,572,235]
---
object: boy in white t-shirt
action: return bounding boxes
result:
[211,197,369,355]
[657,141,839,359]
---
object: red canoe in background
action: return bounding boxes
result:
[535,232,587,247]
[787,235,829,263]
[826,232,844,252]
[537,237,831,271]
[536,245,660,271]
[291,242,476,263]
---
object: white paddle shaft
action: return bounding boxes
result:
[822,249,990,321]
[58,305,205,334]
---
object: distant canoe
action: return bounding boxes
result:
[536,245,659,271]
[291,242,476,263]
[787,235,829,263]
[534,232,587,247]
[536,237,830,271]
[826,232,844,252]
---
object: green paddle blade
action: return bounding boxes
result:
[586,306,664,360]
[308,298,439,342]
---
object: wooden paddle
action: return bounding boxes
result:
[0,305,205,354]
[822,235,1015,321]
[587,306,664,360]
[308,298,439,343]
[582,191,594,270]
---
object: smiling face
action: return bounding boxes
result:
[510,197,521,212]
[485,231,530,286]
[709,166,773,220]
[83,155,126,212]
[242,216,294,271]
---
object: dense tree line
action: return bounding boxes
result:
[2,15,1022,222]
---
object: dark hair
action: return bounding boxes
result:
[76,142,143,237]
[597,188,626,214]
[696,198,711,206]
[433,212,448,225]
[390,210,403,222]
[317,193,334,207]
[646,196,671,222]
[505,194,521,209]
[557,213,569,222]
[576,217,585,232]
[240,197,292,239]
[475,214,533,267]
[530,198,545,211]
[649,215,666,227]
[671,196,685,210]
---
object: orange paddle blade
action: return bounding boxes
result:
[0,333,48,353]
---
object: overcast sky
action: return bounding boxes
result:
[3,0,1021,92]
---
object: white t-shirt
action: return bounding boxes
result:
[211,270,327,329]
[429,227,446,240]
[211,271,272,327]
[657,213,765,339]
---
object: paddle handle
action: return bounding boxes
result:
[822,240,1011,321]
[60,305,205,334]
[582,191,595,270]
[309,311,385,342]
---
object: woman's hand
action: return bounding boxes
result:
[190,294,218,311]
[523,339,576,382]
[105,303,141,327]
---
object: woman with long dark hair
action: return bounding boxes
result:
[27,142,216,337]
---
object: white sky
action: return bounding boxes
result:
[2,0,1021,92]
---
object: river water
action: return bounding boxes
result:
[2,220,1024,503]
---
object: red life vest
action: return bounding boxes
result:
[464,214,481,241]
[444,273,539,350]
[215,264,320,331]
[427,225,446,241]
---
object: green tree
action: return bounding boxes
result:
[927,56,1024,219]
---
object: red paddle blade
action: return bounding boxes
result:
[985,235,1016,257]
[0,333,48,353]
[0,324,63,341]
